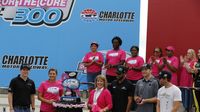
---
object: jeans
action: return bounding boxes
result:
[87,71,101,89]
[14,106,30,112]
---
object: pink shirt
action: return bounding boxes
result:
[106,49,126,76]
[88,88,112,112]
[148,57,162,77]
[126,56,144,80]
[83,52,104,73]
[161,56,179,85]
[38,80,63,112]
[179,60,196,87]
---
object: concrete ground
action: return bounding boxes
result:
[0,92,189,112]
[0,94,89,112]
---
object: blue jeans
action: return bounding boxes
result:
[87,71,101,89]
[14,106,30,112]
[180,88,193,110]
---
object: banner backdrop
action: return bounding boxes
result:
[0,0,141,88]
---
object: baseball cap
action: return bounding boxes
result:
[141,63,151,70]
[165,46,175,52]
[90,42,99,47]
[159,70,172,80]
[116,65,127,75]
[20,64,31,70]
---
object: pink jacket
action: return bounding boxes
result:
[88,88,112,112]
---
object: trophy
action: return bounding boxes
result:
[53,71,85,112]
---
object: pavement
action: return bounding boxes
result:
[0,94,89,112]
[0,89,189,112]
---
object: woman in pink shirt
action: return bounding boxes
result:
[147,47,163,79]
[105,36,126,83]
[125,46,144,111]
[87,75,112,112]
[38,68,63,112]
[83,42,104,91]
[125,46,144,83]
[179,49,197,111]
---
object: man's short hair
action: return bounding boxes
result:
[20,64,31,70]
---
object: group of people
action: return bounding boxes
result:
[7,36,200,112]
[8,64,63,112]
[87,64,182,112]
[83,36,200,111]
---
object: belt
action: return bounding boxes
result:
[14,106,30,109]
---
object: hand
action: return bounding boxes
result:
[48,99,55,104]
[31,108,35,112]
[184,55,189,62]
[100,109,104,112]
[104,64,111,69]
[162,57,167,64]
[100,108,107,112]
[87,104,92,110]
[137,99,145,105]
[180,55,184,63]
[151,56,156,62]
[128,67,132,70]
[10,109,14,112]
[135,97,142,104]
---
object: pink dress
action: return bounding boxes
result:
[38,80,63,112]
[126,56,144,80]
[106,49,126,76]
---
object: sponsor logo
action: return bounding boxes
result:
[80,9,135,23]
[0,0,75,27]
[47,87,59,94]
[1,55,48,69]
[80,9,98,22]
[99,11,134,22]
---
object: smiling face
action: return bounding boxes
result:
[187,50,193,59]
[90,44,98,52]
[130,47,138,57]
[48,70,57,81]
[141,68,151,78]
[95,75,107,89]
[96,78,104,89]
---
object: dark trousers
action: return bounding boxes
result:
[128,80,138,111]
[14,106,30,112]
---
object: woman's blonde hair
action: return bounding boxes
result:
[94,75,108,88]
[187,49,197,60]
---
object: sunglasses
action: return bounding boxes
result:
[154,51,160,53]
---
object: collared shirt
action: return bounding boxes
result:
[110,79,133,112]
[134,76,159,112]
[8,75,36,107]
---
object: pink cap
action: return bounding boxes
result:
[165,46,175,51]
